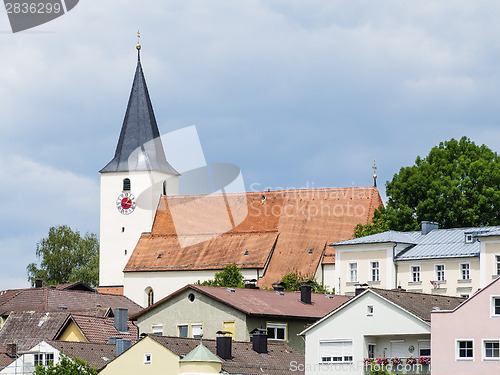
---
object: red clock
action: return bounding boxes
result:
[116,192,136,215]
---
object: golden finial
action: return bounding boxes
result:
[136,30,141,51]
[372,160,378,188]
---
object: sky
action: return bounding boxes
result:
[2,0,500,290]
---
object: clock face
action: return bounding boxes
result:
[116,192,136,215]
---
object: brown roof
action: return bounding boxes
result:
[0,311,69,350]
[0,287,142,316]
[47,341,116,371]
[132,284,351,320]
[53,282,94,292]
[0,345,14,371]
[59,314,137,343]
[371,288,466,322]
[97,286,124,295]
[125,188,382,286]
[149,335,304,375]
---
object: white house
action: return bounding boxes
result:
[299,288,464,375]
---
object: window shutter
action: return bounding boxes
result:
[391,341,407,357]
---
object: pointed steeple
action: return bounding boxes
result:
[100,45,179,175]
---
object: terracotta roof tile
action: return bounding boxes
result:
[0,311,69,350]
[97,287,124,295]
[47,341,117,371]
[67,314,137,343]
[0,288,141,316]
[132,285,351,320]
[0,345,15,370]
[370,288,466,322]
[149,335,304,375]
[124,188,382,286]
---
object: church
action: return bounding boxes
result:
[98,43,382,307]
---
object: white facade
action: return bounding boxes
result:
[124,268,260,307]
[0,342,62,375]
[99,170,178,287]
[301,291,431,375]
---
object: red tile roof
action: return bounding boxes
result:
[60,314,137,343]
[0,287,141,316]
[149,335,304,375]
[0,345,14,371]
[124,187,382,287]
[47,341,117,371]
[97,286,124,295]
[132,284,351,320]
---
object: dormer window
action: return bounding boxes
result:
[465,233,473,243]
[123,178,131,191]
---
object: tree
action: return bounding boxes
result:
[33,354,97,375]
[280,270,331,294]
[354,137,500,237]
[27,225,99,288]
[196,264,244,288]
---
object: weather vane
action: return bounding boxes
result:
[372,160,378,188]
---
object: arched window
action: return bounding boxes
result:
[162,180,167,196]
[145,287,154,307]
[123,178,131,191]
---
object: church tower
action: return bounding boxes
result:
[99,40,179,290]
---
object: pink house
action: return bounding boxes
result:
[431,277,500,374]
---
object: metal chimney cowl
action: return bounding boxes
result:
[114,308,128,333]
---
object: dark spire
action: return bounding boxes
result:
[100,46,179,175]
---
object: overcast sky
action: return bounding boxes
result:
[2,1,500,290]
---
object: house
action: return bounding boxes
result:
[431,277,500,374]
[130,283,351,353]
[97,45,383,303]
[299,287,464,375]
[331,222,500,297]
[100,333,305,375]
[0,340,118,374]
[54,310,138,344]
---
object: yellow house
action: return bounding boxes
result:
[333,222,500,297]
[100,334,305,375]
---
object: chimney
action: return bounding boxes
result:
[6,343,16,358]
[244,279,259,289]
[108,337,121,344]
[300,281,312,304]
[250,328,268,354]
[35,279,43,288]
[116,339,132,356]
[272,282,285,292]
[216,331,232,360]
[114,308,128,333]
[421,221,439,235]
[355,283,369,296]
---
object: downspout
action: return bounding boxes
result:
[393,243,398,289]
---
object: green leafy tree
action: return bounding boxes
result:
[196,264,245,288]
[354,137,500,237]
[27,225,99,288]
[33,354,97,375]
[280,270,331,294]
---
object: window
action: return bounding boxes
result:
[34,354,43,366]
[152,324,163,336]
[368,344,376,359]
[367,305,374,316]
[45,353,54,365]
[349,263,358,282]
[267,322,287,341]
[492,297,500,316]
[484,341,500,360]
[457,340,473,359]
[411,266,420,282]
[496,256,500,276]
[123,178,131,191]
[419,340,430,357]
[177,324,188,338]
[144,353,152,364]
[162,180,167,196]
[436,265,445,282]
[320,341,353,363]
[146,288,154,307]
[465,233,473,243]
[192,323,203,338]
[371,262,380,282]
[461,263,470,280]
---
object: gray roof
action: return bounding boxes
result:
[100,57,179,175]
[332,231,418,246]
[332,226,500,260]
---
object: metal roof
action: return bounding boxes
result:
[331,230,418,246]
[100,57,179,175]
